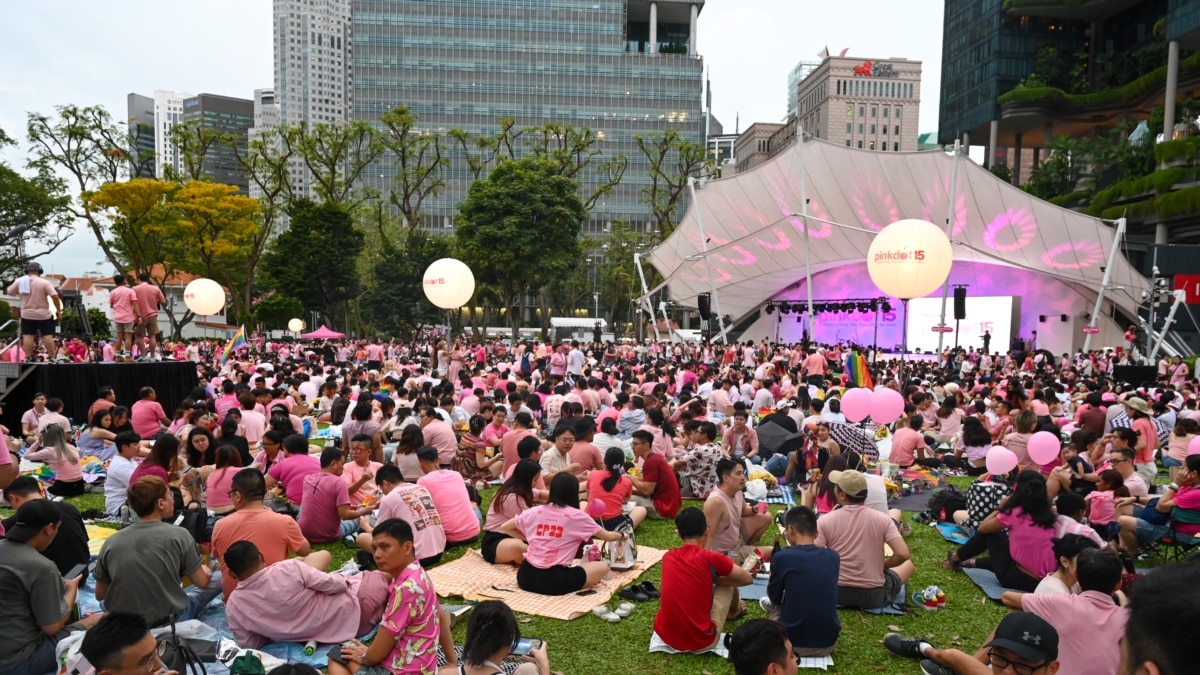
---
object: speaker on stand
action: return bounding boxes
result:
[952,286,967,350]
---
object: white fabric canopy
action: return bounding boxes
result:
[648,138,1149,326]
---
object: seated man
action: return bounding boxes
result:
[265,433,321,504]
[1118,453,1200,553]
[224,541,391,648]
[628,429,681,520]
[94,476,222,626]
[211,468,313,601]
[2,476,90,582]
[1000,548,1128,673]
[725,619,799,675]
[672,421,723,499]
[815,469,914,610]
[80,612,165,675]
[416,445,481,547]
[357,464,446,568]
[760,506,839,657]
[0,500,102,675]
[653,507,753,653]
[104,431,142,518]
[1120,556,1200,675]
[885,612,1060,675]
[298,448,376,544]
[704,458,773,564]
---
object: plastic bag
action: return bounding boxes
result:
[744,478,768,501]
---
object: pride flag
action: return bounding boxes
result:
[220,325,247,364]
[847,351,873,389]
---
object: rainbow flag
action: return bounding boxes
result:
[220,325,247,363]
[847,351,873,389]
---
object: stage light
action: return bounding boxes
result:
[780,303,791,314]
[765,304,774,314]
[881,301,893,313]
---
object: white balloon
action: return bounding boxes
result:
[866,219,953,299]
[422,258,475,309]
[287,318,304,332]
[183,278,225,315]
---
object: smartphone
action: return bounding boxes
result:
[510,638,543,656]
[63,563,87,581]
[575,589,597,597]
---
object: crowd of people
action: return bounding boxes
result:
[3,277,1200,675]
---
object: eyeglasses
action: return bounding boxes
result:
[1110,458,1129,464]
[987,650,1049,675]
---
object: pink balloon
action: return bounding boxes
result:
[586,498,606,518]
[841,388,872,423]
[869,387,905,425]
[1027,431,1062,466]
[985,446,1018,476]
[1188,436,1200,456]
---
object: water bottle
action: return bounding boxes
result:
[303,640,317,656]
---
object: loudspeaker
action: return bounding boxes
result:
[1061,314,1068,322]
[1039,315,1047,323]
[697,293,712,320]
[1112,365,1157,385]
[953,287,966,320]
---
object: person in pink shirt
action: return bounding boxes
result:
[480,406,510,451]
[502,472,626,595]
[888,416,929,468]
[342,434,382,504]
[358,464,446,567]
[131,272,166,361]
[108,274,138,360]
[237,393,267,445]
[417,406,459,466]
[265,434,321,504]
[203,446,243,515]
[416,446,481,546]
[130,387,170,440]
[6,261,64,362]
[23,424,84,496]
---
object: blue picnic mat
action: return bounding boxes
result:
[839,583,908,615]
[741,576,769,601]
[962,567,1019,601]
[935,522,971,545]
[764,489,796,505]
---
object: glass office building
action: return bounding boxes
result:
[351,0,705,233]
[182,94,255,192]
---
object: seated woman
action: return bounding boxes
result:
[24,424,85,496]
[954,416,992,476]
[1026,533,1098,596]
[455,414,502,484]
[586,447,647,530]
[1117,454,1200,554]
[502,472,626,595]
[801,455,848,515]
[78,408,118,461]
[458,600,550,675]
[943,470,1056,593]
[481,460,546,565]
[202,445,244,516]
[392,424,426,482]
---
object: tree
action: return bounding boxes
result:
[525,123,627,210]
[284,121,383,207]
[253,292,305,331]
[448,118,523,181]
[60,307,111,340]
[1023,136,1084,200]
[170,181,260,321]
[26,105,134,272]
[261,199,364,331]
[0,126,73,281]
[456,157,588,341]
[595,220,655,329]
[166,120,225,182]
[378,106,447,232]
[635,129,714,240]
[364,229,452,337]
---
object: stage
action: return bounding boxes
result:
[0,362,199,431]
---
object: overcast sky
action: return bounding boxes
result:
[1,0,945,276]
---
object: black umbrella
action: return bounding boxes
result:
[755,419,806,457]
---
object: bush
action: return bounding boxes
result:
[998,53,1200,109]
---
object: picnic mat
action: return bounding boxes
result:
[962,567,1020,601]
[740,576,769,601]
[838,583,908,615]
[650,632,832,669]
[426,546,666,620]
[86,524,118,556]
[887,490,933,512]
[764,489,796,505]
[934,522,971,545]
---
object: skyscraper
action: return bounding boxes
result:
[350,0,706,233]
[125,93,156,178]
[786,59,821,121]
[153,90,193,180]
[247,88,281,200]
[181,94,255,192]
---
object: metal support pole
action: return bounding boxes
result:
[872,303,880,364]
[1083,218,1127,354]
[633,252,662,343]
[688,176,727,343]
[797,129,816,341]
[1150,291,1187,361]
[900,299,910,385]
[935,140,962,355]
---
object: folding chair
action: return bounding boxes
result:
[1157,508,1200,562]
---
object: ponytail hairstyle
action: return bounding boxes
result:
[600,446,626,493]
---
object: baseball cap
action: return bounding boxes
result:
[827,469,869,499]
[5,499,61,543]
[984,612,1058,662]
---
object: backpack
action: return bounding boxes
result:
[925,485,969,523]
[156,621,207,675]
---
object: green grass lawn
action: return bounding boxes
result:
[3,479,1011,674]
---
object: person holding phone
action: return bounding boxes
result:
[459,600,549,675]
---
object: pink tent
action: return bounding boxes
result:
[300,325,345,339]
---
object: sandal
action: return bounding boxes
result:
[727,598,748,621]
[941,551,961,571]
[592,606,621,622]
[613,601,636,617]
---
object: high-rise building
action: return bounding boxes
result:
[125,93,156,178]
[273,0,352,195]
[247,88,281,200]
[181,94,255,192]
[152,90,193,180]
[350,0,706,233]
[786,59,821,120]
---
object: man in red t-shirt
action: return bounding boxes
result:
[654,507,752,652]
[131,272,166,361]
[629,429,680,519]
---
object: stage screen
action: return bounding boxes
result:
[905,296,1014,354]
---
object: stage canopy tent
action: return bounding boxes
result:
[301,325,345,339]
[647,138,1150,328]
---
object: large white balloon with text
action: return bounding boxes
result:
[422,258,476,309]
[866,219,953,300]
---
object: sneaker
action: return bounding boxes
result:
[759,597,775,615]
[884,633,929,659]
[920,659,955,675]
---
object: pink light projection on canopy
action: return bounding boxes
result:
[851,179,901,232]
[1043,242,1104,269]
[983,208,1038,252]
[755,228,792,251]
[920,178,968,238]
